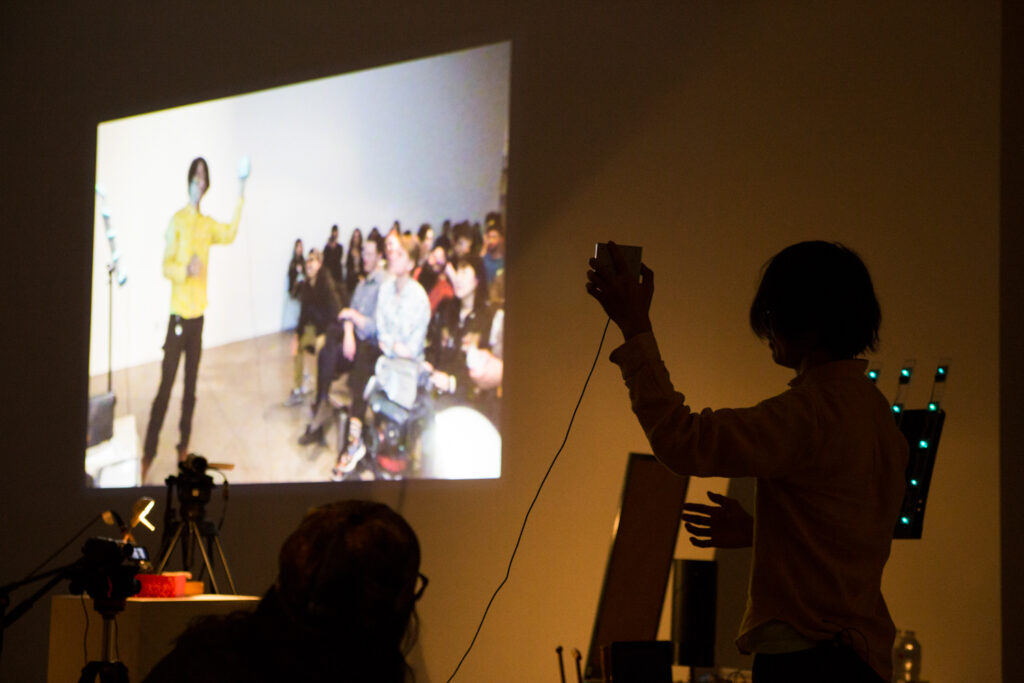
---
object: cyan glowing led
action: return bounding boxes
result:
[868,370,879,380]
[910,479,919,486]
[901,368,911,377]
[918,439,929,449]
[928,402,939,411]
[901,516,910,525]
[892,405,902,414]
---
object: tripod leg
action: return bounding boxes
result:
[155,522,184,573]
[210,535,237,594]
[189,521,220,594]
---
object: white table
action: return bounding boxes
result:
[48,593,260,682]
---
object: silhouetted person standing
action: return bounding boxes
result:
[587,241,906,683]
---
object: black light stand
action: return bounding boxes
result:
[87,191,126,450]
[1,538,141,683]
[76,596,130,683]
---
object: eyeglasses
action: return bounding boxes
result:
[414,572,429,601]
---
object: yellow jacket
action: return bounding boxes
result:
[163,199,243,318]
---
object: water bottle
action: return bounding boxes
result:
[892,629,921,682]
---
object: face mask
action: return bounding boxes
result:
[189,180,203,205]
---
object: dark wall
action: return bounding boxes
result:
[1002,0,1024,677]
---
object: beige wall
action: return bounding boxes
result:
[1,2,1004,681]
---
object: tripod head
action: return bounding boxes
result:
[165,454,215,523]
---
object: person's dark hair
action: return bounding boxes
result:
[417,264,437,292]
[144,500,421,683]
[749,241,881,359]
[417,223,433,242]
[454,253,489,315]
[275,501,420,643]
[485,211,503,231]
[366,231,386,257]
[349,227,363,250]
[452,221,473,245]
[434,233,452,253]
[187,157,209,190]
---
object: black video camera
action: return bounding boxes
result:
[67,538,143,607]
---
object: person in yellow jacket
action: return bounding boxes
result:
[141,156,249,482]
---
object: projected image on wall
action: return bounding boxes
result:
[86,42,510,487]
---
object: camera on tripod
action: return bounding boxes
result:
[155,454,236,594]
[170,454,215,517]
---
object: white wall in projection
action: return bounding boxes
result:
[90,41,510,375]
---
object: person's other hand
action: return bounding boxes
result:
[681,491,754,549]
[468,350,503,390]
[290,335,299,357]
[342,328,356,361]
[187,254,202,278]
[430,370,451,393]
[585,241,654,340]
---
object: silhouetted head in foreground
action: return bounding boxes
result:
[749,241,880,370]
[275,500,422,651]
[143,500,422,683]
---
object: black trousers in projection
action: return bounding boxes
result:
[143,314,204,464]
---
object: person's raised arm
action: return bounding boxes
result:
[211,156,250,245]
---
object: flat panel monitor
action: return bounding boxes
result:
[584,453,689,681]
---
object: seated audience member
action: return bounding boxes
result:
[477,267,504,391]
[142,500,425,683]
[384,224,402,263]
[300,234,386,445]
[413,244,455,313]
[376,233,431,363]
[470,220,483,255]
[334,233,430,474]
[286,249,345,406]
[323,224,344,288]
[367,226,383,250]
[416,223,434,267]
[345,227,365,294]
[426,254,500,420]
[451,221,475,261]
[480,212,505,286]
[287,238,305,299]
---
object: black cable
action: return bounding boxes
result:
[824,618,871,673]
[445,318,611,682]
